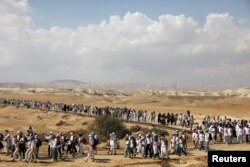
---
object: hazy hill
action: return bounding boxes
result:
[47,80,89,88]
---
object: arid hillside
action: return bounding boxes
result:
[0,90,249,167]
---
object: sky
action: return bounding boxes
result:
[0,0,250,88]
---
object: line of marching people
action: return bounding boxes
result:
[0,128,99,163]
[0,98,192,130]
[0,127,42,163]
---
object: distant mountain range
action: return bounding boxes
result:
[47,80,89,88]
[0,80,171,90]
[0,80,249,91]
[0,80,89,89]
[0,80,250,98]
[0,82,34,89]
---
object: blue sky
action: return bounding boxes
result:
[29,0,250,28]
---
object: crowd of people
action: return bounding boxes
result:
[0,127,42,162]
[0,98,194,130]
[0,97,249,164]
[124,132,169,160]
[191,116,250,152]
[0,127,99,163]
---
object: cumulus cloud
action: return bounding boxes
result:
[0,0,250,87]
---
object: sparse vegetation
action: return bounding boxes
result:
[55,120,67,126]
[140,126,169,136]
[88,115,129,141]
[130,125,142,132]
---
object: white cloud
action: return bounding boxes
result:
[0,0,250,87]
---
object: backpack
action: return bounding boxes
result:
[0,133,3,140]
[209,133,212,141]
[56,136,61,145]
[94,138,98,146]
[37,138,42,147]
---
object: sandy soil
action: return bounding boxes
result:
[0,92,250,167]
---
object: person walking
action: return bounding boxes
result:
[86,133,95,162]
[244,125,249,143]
[4,130,12,156]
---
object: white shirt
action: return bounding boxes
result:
[244,127,249,135]
[175,137,179,144]
[205,133,210,142]
[70,135,74,142]
[146,137,151,144]
[178,138,183,147]
[223,128,228,136]
[219,126,223,133]
[161,140,166,148]
[237,128,243,136]
[192,132,198,140]
[199,133,205,142]
[45,134,53,146]
[51,138,57,148]
[209,126,216,133]
[228,128,232,136]
[5,134,12,147]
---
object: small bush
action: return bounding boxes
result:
[88,116,129,141]
[130,125,141,132]
[55,120,67,126]
[140,127,150,134]
[141,126,169,136]
[151,127,169,136]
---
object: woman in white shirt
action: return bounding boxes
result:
[223,125,229,144]
[198,131,205,150]
[204,130,210,152]
[86,134,95,162]
[218,124,224,142]
[192,130,198,149]
[160,137,168,159]
[236,126,243,144]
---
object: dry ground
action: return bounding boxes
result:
[0,92,250,167]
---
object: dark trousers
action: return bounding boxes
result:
[145,144,152,158]
[19,145,26,159]
[52,148,58,161]
[48,145,51,157]
[177,145,187,156]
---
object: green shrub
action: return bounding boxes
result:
[88,115,129,141]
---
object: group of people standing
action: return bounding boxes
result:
[124,132,169,160]
[0,127,99,163]
[192,116,250,152]
[0,127,42,162]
